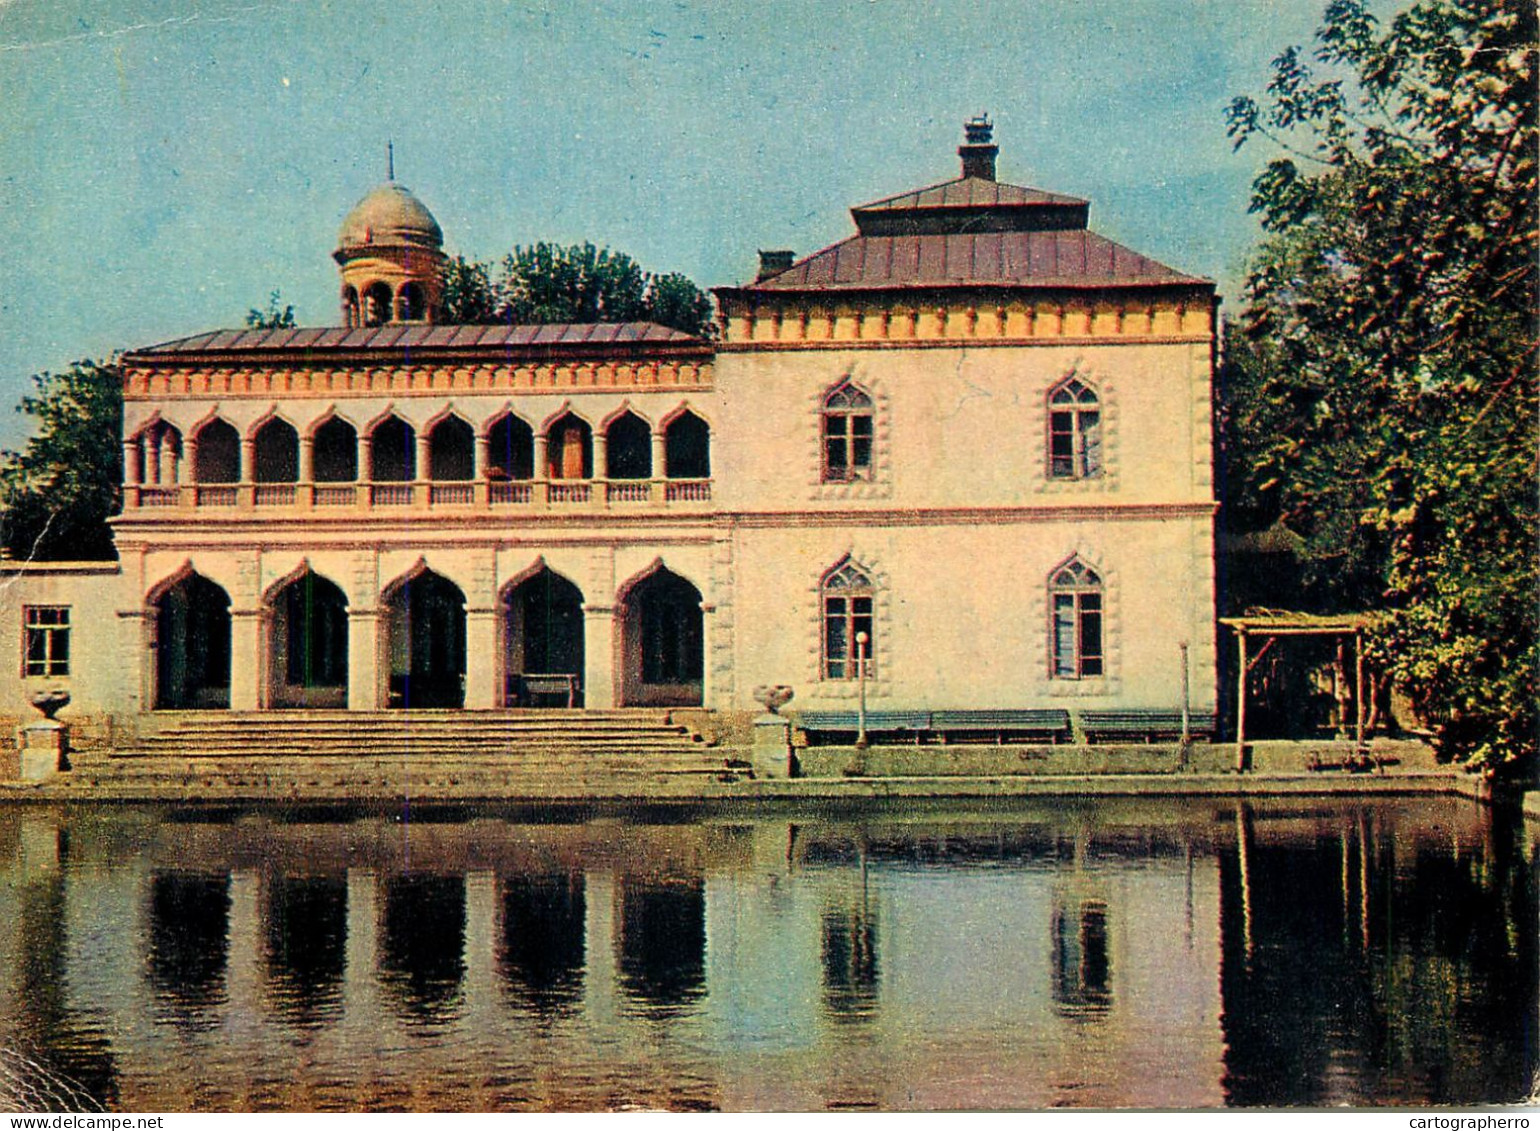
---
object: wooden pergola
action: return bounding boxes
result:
[1219,610,1376,772]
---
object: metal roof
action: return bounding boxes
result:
[744,229,1209,292]
[127,321,704,361]
[853,175,1087,213]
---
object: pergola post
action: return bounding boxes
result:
[1234,630,1248,772]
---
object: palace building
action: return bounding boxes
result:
[2,118,1219,737]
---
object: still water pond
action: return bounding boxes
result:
[0,798,1533,1111]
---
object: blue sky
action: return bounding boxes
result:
[0,0,1330,449]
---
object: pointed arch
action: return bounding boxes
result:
[500,559,586,708]
[1047,373,1102,480]
[382,561,467,708]
[663,408,711,480]
[820,554,876,680]
[604,409,652,480]
[150,566,232,709]
[302,404,357,440]
[192,416,241,483]
[1048,554,1104,679]
[427,412,475,481]
[485,411,534,480]
[821,377,874,483]
[543,407,593,480]
[368,413,416,482]
[265,562,350,708]
[617,560,703,707]
[252,413,300,483]
[600,400,652,431]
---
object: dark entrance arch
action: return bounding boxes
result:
[620,567,703,707]
[386,570,466,708]
[502,568,585,707]
[154,572,232,709]
[269,571,349,708]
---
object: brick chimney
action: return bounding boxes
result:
[959,113,997,181]
[757,249,795,281]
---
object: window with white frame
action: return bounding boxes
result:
[1048,378,1102,479]
[24,606,70,677]
[822,560,875,679]
[821,381,874,483]
[1049,560,1102,678]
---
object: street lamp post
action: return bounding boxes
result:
[855,631,869,750]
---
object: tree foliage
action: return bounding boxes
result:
[439,241,716,337]
[246,290,296,330]
[0,361,123,561]
[1222,0,1537,773]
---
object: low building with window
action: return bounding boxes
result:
[2,118,1217,740]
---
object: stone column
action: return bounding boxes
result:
[122,438,141,508]
[145,432,162,485]
[239,436,258,507]
[298,433,316,507]
[592,432,609,481]
[415,430,433,485]
[348,607,384,710]
[358,433,373,509]
[160,439,178,487]
[464,606,498,709]
[473,433,491,506]
[583,604,617,708]
[532,434,549,505]
[229,608,264,710]
[651,429,667,479]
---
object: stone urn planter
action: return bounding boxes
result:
[19,689,70,780]
[751,686,796,780]
[753,685,795,716]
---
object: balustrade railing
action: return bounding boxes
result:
[129,477,714,513]
[254,484,296,507]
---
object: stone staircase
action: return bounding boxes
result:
[54,710,751,800]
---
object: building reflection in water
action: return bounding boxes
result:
[262,873,347,1030]
[497,873,585,1016]
[1051,898,1112,1017]
[146,871,232,1031]
[377,874,466,1026]
[821,901,879,1023]
[616,876,706,1017]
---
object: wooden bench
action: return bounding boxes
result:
[797,710,932,745]
[508,672,581,708]
[930,709,1072,744]
[1079,710,1217,744]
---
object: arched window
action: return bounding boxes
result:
[313,417,359,482]
[487,414,534,480]
[605,412,652,480]
[546,413,592,480]
[362,282,393,327]
[822,381,874,483]
[1049,559,1103,678]
[428,415,474,481]
[664,411,710,479]
[1049,378,1102,479]
[369,416,416,481]
[253,418,299,483]
[822,559,875,680]
[193,418,240,483]
[342,286,360,328]
[396,282,426,322]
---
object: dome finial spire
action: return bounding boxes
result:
[387,139,395,182]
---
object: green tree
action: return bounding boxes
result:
[1224,0,1537,774]
[246,290,296,330]
[0,361,123,561]
[439,242,716,337]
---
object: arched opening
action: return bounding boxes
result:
[545,413,592,480]
[605,412,652,480]
[664,411,711,479]
[487,414,534,480]
[1049,557,1103,679]
[821,380,874,482]
[428,416,474,481]
[154,571,232,709]
[369,416,416,482]
[341,285,359,328]
[1049,377,1102,479]
[268,571,349,708]
[502,567,585,707]
[253,418,299,483]
[193,419,241,483]
[313,417,358,482]
[620,567,703,707]
[136,420,184,485]
[362,282,393,327]
[385,569,466,708]
[396,282,426,322]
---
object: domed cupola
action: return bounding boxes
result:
[333,159,447,327]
